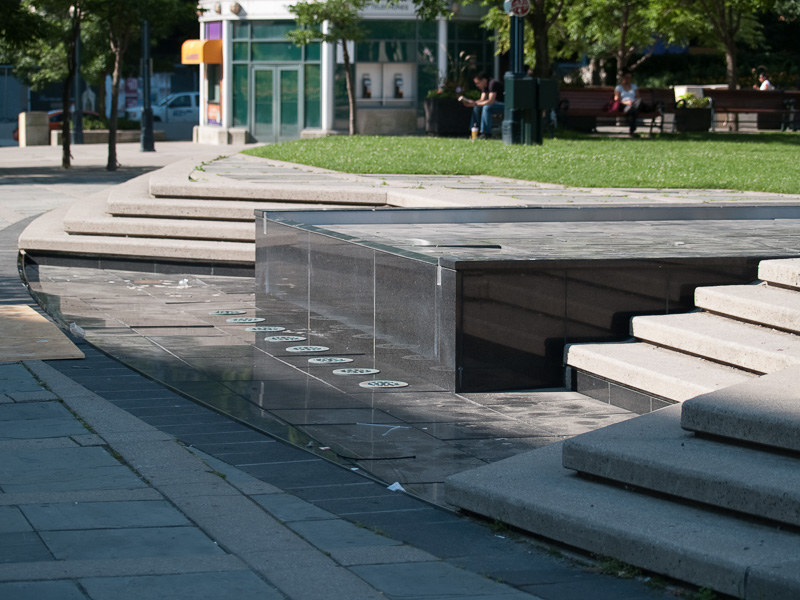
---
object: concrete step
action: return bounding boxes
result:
[148,158,388,205]
[18,203,254,264]
[631,311,800,373]
[561,404,800,527]
[681,366,800,452]
[63,195,254,242]
[695,283,800,333]
[445,442,800,599]
[106,196,330,221]
[565,342,755,402]
[759,258,800,289]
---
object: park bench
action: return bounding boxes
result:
[556,86,675,134]
[702,88,798,131]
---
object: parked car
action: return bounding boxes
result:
[13,109,102,141]
[125,92,199,123]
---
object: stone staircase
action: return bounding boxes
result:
[565,258,800,406]
[446,257,800,599]
[17,158,387,266]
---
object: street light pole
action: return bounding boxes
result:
[141,19,155,151]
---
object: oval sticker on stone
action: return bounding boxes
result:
[333,368,380,376]
[265,335,306,342]
[358,380,408,389]
[226,317,265,323]
[209,309,246,315]
[245,326,286,332]
[286,346,330,353]
[308,357,353,365]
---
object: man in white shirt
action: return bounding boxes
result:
[754,72,775,90]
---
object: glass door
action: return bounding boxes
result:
[251,66,301,143]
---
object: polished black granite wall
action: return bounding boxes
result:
[256,211,770,393]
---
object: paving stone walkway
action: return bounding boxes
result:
[0,143,731,599]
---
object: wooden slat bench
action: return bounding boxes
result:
[556,86,675,134]
[702,88,798,132]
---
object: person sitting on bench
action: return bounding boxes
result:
[460,72,505,139]
[614,71,649,136]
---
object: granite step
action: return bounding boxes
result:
[759,258,800,289]
[63,195,254,242]
[630,311,800,373]
[561,403,800,527]
[445,442,800,599]
[695,283,800,333]
[565,341,755,402]
[681,365,800,452]
[18,203,254,264]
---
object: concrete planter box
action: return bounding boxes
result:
[674,108,712,133]
[50,130,167,145]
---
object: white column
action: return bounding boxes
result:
[321,21,336,132]
[437,18,448,88]
[222,19,233,130]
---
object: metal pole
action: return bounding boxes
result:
[141,19,155,151]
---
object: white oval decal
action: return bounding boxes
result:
[226,317,265,323]
[308,357,354,364]
[333,368,380,376]
[245,326,286,332]
[358,380,409,389]
[286,345,330,353]
[265,335,306,342]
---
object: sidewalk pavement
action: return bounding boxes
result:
[0,143,695,599]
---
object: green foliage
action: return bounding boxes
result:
[243,133,800,194]
[676,92,710,108]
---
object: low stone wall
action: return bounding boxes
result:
[50,130,167,145]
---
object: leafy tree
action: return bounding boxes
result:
[4,0,84,168]
[478,0,566,78]
[287,0,449,135]
[692,0,774,89]
[563,0,700,81]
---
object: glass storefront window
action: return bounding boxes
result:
[207,64,221,102]
[252,21,295,39]
[251,42,302,61]
[233,64,248,127]
[233,21,250,39]
[233,42,248,62]
[304,64,321,128]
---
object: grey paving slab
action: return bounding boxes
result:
[251,492,337,522]
[0,401,74,421]
[0,506,32,533]
[21,500,190,531]
[286,518,401,551]
[351,561,535,598]
[80,571,284,600]
[0,417,88,440]
[6,390,59,402]
[0,363,42,393]
[0,531,53,563]
[0,447,145,493]
[327,544,438,567]
[0,580,87,600]
[41,527,224,560]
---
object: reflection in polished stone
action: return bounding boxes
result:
[24,263,638,506]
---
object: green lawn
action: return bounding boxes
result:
[243,132,800,194]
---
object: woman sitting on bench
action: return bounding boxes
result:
[614,71,648,137]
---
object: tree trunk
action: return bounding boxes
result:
[107,52,122,171]
[341,39,356,135]
[725,41,737,90]
[97,71,108,119]
[61,74,73,169]
[528,0,551,78]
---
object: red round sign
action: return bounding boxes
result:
[509,0,530,16]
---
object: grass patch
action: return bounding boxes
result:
[243,132,800,194]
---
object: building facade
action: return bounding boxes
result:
[185,0,493,144]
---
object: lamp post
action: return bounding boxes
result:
[140,20,155,151]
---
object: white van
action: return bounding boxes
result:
[127,92,199,123]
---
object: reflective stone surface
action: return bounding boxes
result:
[24,263,633,505]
